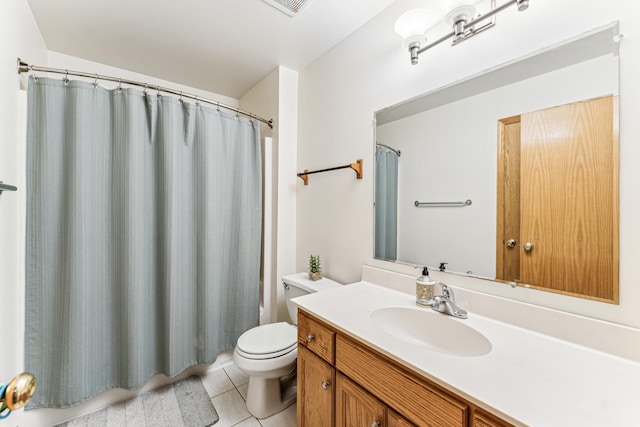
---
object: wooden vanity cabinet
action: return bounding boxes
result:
[336,334,466,427]
[297,310,513,427]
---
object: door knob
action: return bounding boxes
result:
[523,242,534,252]
[506,239,517,248]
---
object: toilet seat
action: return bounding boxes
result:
[236,322,297,360]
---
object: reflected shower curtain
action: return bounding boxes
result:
[25,77,262,408]
[374,146,398,261]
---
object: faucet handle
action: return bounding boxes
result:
[439,283,454,301]
[432,295,444,307]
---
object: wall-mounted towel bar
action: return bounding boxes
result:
[0,182,18,195]
[297,159,363,185]
[414,199,472,207]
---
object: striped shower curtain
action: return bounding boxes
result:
[375,146,399,261]
[25,77,262,408]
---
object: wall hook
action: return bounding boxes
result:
[0,181,18,195]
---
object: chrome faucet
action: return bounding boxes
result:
[432,283,468,319]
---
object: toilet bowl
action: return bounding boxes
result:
[233,273,341,419]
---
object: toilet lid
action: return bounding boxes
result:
[237,322,297,355]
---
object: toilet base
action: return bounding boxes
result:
[245,370,297,419]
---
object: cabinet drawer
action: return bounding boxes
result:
[336,334,468,427]
[298,310,336,364]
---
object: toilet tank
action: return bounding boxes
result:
[282,273,342,325]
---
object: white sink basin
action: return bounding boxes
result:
[370,306,492,357]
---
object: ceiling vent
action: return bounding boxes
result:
[261,0,312,17]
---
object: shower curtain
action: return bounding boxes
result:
[375,146,398,261]
[25,77,262,408]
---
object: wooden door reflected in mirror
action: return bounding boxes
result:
[496,96,619,303]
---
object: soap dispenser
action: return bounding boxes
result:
[415,266,436,307]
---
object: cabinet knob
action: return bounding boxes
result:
[506,238,517,248]
[523,242,534,253]
[370,421,381,427]
[306,334,315,343]
[321,380,331,390]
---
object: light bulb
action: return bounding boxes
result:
[445,4,477,26]
[393,9,434,40]
[437,0,483,9]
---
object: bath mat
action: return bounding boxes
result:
[56,376,218,426]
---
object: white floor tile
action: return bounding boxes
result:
[237,382,249,401]
[259,402,297,427]
[211,389,252,427]
[224,363,250,387]
[233,417,262,427]
[201,367,235,397]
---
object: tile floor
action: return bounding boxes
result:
[200,362,297,427]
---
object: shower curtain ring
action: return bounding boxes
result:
[143,83,148,96]
[63,69,69,85]
[216,102,220,112]
[117,78,122,93]
[156,85,161,97]
[179,91,183,101]
[195,95,199,106]
[93,74,98,88]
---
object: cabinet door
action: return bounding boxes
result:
[298,345,335,427]
[336,372,386,427]
[388,410,415,427]
[472,411,513,427]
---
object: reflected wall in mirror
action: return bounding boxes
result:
[374,23,620,302]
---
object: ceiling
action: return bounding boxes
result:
[27,0,398,99]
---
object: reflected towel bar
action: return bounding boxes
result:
[414,199,472,207]
[0,182,18,195]
[297,159,363,185]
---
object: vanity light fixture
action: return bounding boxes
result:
[395,0,530,65]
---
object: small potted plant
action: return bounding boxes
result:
[308,254,322,281]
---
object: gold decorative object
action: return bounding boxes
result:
[1,372,36,413]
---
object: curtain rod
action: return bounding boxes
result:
[376,142,401,157]
[17,58,273,129]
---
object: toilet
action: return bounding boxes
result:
[233,272,342,419]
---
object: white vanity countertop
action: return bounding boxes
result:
[292,281,640,427]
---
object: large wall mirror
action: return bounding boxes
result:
[374,23,620,303]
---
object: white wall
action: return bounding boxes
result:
[297,0,640,328]
[241,66,299,323]
[0,1,47,426]
[241,68,280,324]
[47,52,239,107]
[377,54,617,278]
